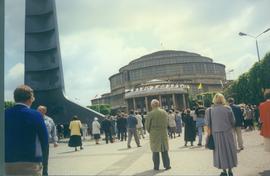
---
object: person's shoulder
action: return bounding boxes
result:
[205,107,211,112]
[223,105,233,112]
[22,108,42,118]
[45,115,54,122]
[260,100,270,106]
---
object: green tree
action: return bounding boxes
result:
[5,101,15,109]
[87,104,111,115]
[224,52,270,105]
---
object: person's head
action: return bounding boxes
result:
[129,109,134,114]
[151,99,160,109]
[94,117,98,121]
[212,93,226,105]
[37,105,47,117]
[228,97,234,104]
[168,110,172,113]
[72,115,79,121]
[264,89,270,100]
[13,85,35,106]
[186,109,191,114]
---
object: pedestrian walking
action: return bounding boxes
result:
[175,110,182,137]
[92,117,101,144]
[127,110,141,148]
[81,123,88,140]
[228,98,244,151]
[135,111,145,139]
[205,93,237,176]
[142,112,147,134]
[117,113,127,141]
[57,124,64,140]
[244,105,254,131]
[37,105,58,176]
[259,89,270,152]
[195,101,206,146]
[5,85,48,175]
[68,116,83,151]
[63,123,70,138]
[101,116,113,144]
[146,99,171,170]
[182,109,196,146]
[168,110,176,139]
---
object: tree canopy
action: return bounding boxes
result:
[224,52,270,105]
[87,104,111,115]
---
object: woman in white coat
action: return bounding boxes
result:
[92,117,101,144]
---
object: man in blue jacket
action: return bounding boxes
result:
[127,110,141,148]
[5,85,48,175]
[228,98,244,151]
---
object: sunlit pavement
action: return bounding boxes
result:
[49,130,270,176]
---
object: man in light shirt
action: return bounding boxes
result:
[38,105,58,175]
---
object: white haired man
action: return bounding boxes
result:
[146,99,171,170]
[37,105,58,176]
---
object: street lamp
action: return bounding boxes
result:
[226,69,234,80]
[239,28,270,62]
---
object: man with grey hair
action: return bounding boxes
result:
[37,105,58,175]
[146,99,171,170]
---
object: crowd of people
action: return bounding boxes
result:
[4,85,270,176]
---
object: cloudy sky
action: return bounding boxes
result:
[5,0,270,106]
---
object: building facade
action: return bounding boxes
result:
[91,50,226,112]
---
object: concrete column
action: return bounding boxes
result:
[159,95,162,107]
[145,96,149,112]
[183,94,186,109]
[172,94,176,110]
[133,98,136,111]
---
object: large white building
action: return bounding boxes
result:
[92,50,226,112]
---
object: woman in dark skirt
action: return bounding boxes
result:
[68,116,83,151]
[182,109,196,146]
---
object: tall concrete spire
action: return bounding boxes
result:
[25,0,103,123]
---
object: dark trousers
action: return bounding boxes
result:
[152,151,170,169]
[119,128,127,141]
[42,145,49,175]
[105,131,113,143]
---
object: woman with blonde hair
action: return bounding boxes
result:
[205,93,237,176]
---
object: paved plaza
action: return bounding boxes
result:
[49,130,270,176]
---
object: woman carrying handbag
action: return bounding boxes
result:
[205,93,237,176]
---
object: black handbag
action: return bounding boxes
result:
[206,108,215,150]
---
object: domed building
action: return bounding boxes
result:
[91,50,226,112]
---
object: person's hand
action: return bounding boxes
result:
[54,143,58,147]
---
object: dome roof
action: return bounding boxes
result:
[119,50,213,72]
[130,50,211,64]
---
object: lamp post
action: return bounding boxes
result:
[239,28,270,62]
[226,69,234,80]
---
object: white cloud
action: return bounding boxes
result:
[7,63,24,80]
[5,63,24,101]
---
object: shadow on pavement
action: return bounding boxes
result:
[118,148,131,151]
[58,150,78,154]
[133,169,166,176]
[258,170,270,176]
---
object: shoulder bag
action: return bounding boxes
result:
[206,108,215,150]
